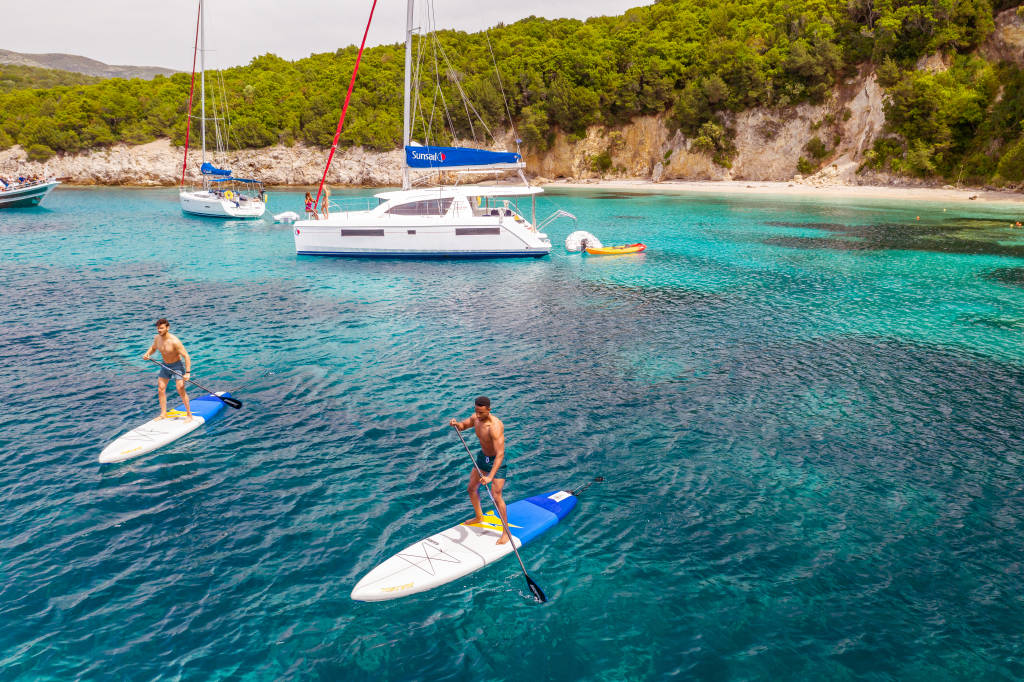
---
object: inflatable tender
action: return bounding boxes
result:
[274,211,301,223]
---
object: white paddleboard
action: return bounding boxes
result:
[351,490,578,601]
[98,393,229,463]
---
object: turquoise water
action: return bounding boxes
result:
[2,187,1024,679]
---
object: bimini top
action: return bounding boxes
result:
[405,145,523,171]
[209,177,264,185]
[374,184,542,203]
[200,162,232,177]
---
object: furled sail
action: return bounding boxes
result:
[405,146,523,171]
[200,162,232,176]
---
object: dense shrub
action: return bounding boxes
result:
[996,137,1024,183]
[26,143,55,161]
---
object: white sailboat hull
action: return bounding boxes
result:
[180,189,266,219]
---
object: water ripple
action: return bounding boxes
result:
[0,189,1023,679]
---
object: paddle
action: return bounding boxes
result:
[144,357,243,409]
[452,425,547,603]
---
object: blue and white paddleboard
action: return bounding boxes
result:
[351,490,578,602]
[98,393,231,463]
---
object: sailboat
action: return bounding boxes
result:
[292,0,572,258]
[179,0,266,219]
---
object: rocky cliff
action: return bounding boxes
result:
[0,139,406,187]
[0,61,1011,190]
[525,65,887,187]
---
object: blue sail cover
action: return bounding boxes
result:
[200,162,232,176]
[405,146,521,169]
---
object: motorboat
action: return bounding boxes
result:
[0,178,60,208]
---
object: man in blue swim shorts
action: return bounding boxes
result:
[449,396,510,545]
[142,318,192,421]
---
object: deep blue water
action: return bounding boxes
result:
[2,187,1024,680]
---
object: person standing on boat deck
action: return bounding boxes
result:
[142,318,192,421]
[448,396,511,545]
[319,186,331,218]
[304,192,315,219]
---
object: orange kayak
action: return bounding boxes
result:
[585,243,647,255]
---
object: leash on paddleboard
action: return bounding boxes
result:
[144,358,243,409]
[571,477,604,496]
[452,425,547,603]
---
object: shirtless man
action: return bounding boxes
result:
[449,396,511,545]
[142,318,192,420]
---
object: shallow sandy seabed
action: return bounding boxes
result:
[548,178,1024,206]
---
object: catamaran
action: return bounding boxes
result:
[178,0,266,219]
[292,0,573,258]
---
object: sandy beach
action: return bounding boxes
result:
[547,178,1024,206]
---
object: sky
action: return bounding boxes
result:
[1,1,650,72]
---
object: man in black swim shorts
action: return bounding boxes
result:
[142,318,192,421]
[449,396,511,545]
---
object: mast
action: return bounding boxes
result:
[402,0,414,190]
[200,0,206,165]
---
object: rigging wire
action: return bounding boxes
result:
[431,31,481,142]
[218,71,234,154]
[418,0,513,151]
[485,29,520,156]
[181,3,201,187]
[314,0,380,212]
[428,23,457,145]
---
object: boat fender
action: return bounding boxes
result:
[564,230,603,252]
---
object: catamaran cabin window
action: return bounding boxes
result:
[455,227,501,236]
[341,229,386,236]
[386,198,454,216]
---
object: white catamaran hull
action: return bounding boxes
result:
[294,186,551,258]
[180,190,266,219]
[0,180,60,208]
[294,218,550,257]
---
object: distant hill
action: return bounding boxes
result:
[0,64,101,92]
[0,49,177,80]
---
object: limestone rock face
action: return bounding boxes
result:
[730,102,830,180]
[0,68,900,188]
[0,140,406,187]
[980,8,1024,67]
[523,67,887,185]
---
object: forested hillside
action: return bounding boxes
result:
[0,64,100,94]
[1,0,1022,185]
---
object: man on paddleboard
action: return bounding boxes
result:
[143,318,192,421]
[449,396,510,545]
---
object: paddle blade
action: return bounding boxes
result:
[220,396,243,409]
[526,575,547,603]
